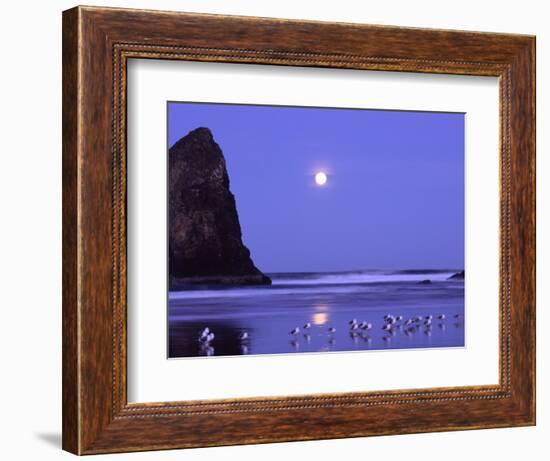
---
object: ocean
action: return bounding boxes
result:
[168,270,465,358]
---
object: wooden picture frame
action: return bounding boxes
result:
[62,5,535,455]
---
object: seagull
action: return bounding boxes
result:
[396,315,403,322]
[360,321,372,330]
[424,319,432,327]
[438,314,446,320]
[289,327,300,336]
[425,315,433,321]
[349,318,358,326]
[382,323,393,332]
[454,313,462,319]
[384,315,396,324]
[198,327,211,342]
[198,331,214,344]
[328,327,337,334]
[303,322,312,330]
[237,331,249,341]
[350,322,360,331]
[405,319,414,326]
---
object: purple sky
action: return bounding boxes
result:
[168,102,464,273]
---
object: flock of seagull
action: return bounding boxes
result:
[288,313,461,342]
[197,326,249,356]
[196,312,463,355]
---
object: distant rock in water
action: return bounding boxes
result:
[447,270,465,280]
[418,279,432,285]
[169,127,271,288]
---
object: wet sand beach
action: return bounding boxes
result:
[168,270,465,358]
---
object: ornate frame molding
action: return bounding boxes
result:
[63,6,535,454]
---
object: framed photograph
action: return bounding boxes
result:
[165,102,466,360]
[62,6,535,454]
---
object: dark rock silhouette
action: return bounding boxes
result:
[447,270,465,280]
[169,127,271,288]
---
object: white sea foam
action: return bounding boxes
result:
[168,271,460,300]
[169,285,366,300]
[271,271,456,286]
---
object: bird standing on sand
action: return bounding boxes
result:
[438,314,446,320]
[349,319,358,326]
[289,327,300,336]
[303,322,312,330]
[198,327,212,342]
[237,331,249,341]
[385,316,397,325]
[199,331,214,344]
[360,321,372,330]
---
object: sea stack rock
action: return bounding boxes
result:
[169,127,271,288]
[447,270,465,280]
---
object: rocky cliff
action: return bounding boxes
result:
[169,127,271,288]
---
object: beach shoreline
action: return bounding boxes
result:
[168,270,465,358]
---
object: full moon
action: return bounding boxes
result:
[314,171,328,186]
